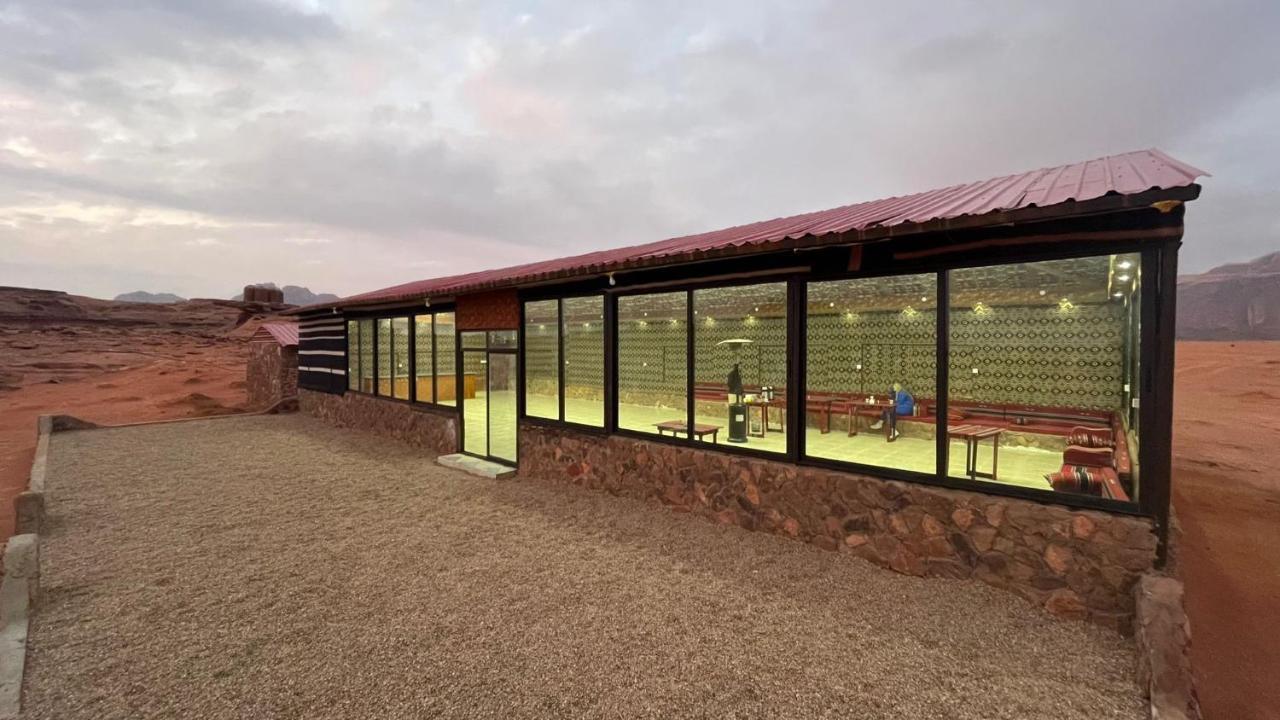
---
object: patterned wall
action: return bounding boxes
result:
[949,302,1126,410]
[457,290,519,330]
[608,303,1127,411]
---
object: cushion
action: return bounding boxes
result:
[1064,445,1114,468]
[1046,465,1116,498]
[947,409,968,421]
[1067,427,1115,449]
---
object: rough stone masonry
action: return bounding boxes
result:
[519,422,1158,632]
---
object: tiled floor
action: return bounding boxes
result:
[521,394,1058,491]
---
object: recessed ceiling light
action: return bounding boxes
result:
[828,302,835,307]
[1113,292,1124,298]
[1038,290,1046,296]
[1117,260,1133,270]
[1117,274,1131,282]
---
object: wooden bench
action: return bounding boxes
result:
[654,420,721,443]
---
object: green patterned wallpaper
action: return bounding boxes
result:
[525,299,1129,413]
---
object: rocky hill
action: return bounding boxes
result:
[113,290,186,304]
[1178,251,1280,340]
[231,283,338,306]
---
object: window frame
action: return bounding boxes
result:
[341,306,459,413]
[518,293,607,433]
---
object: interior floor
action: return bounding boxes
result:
[524,394,1057,491]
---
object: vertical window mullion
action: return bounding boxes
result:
[789,277,804,462]
[685,290,694,441]
[935,270,950,482]
[557,298,566,423]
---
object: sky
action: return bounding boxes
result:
[1,0,1278,300]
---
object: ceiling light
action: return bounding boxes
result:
[1117,260,1133,270]
[1039,290,1046,296]
[1116,274,1131,282]
[1113,292,1124,298]
[828,302,835,307]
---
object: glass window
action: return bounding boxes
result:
[415,315,434,403]
[391,317,410,400]
[618,292,687,438]
[523,300,560,419]
[490,330,517,349]
[358,319,374,393]
[563,296,604,427]
[806,274,937,473]
[693,282,787,453]
[376,318,392,396]
[946,254,1140,503]
[346,320,359,391]
[435,312,457,406]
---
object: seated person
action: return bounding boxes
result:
[869,383,914,441]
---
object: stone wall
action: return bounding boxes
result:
[518,422,1156,631]
[247,344,298,409]
[300,389,457,455]
[457,289,519,330]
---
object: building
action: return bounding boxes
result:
[246,322,298,409]
[292,149,1204,628]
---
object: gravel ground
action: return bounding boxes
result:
[25,414,1145,719]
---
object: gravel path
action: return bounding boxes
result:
[26,415,1145,719]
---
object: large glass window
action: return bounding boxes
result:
[435,312,458,406]
[946,254,1140,503]
[692,282,787,453]
[414,315,434,403]
[391,317,410,400]
[563,296,604,427]
[617,292,688,438]
[523,300,560,419]
[346,320,359,391]
[376,318,392,396]
[806,274,938,473]
[358,319,374,393]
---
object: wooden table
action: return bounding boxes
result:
[846,399,894,441]
[744,400,783,437]
[948,424,1004,481]
[654,420,721,444]
[807,396,836,434]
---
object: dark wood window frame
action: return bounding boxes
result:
[517,294,608,434]
[341,307,460,415]
[512,236,1173,520]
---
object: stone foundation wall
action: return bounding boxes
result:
[518,422,1156,631]
[300,389,457,455]
[247,344,297,409]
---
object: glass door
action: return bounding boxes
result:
[487,352,517,462]
[459,330,518,464]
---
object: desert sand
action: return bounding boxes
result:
[0,287,281,538]
[1,287,1277,718]
[1173,341,1280,720]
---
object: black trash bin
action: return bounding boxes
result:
[728,402,748,443]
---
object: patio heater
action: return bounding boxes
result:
[717,338,753,443]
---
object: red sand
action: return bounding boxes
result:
[1173,341,1280,720]
[2,303,1277,717]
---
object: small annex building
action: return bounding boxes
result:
[290,149,1205,629]
[247,322,299,409]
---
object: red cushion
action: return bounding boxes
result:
[1047,465,1125,500]
[1067,426,1114,448]
[1064,446,1114,468]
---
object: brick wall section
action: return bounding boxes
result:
[456,289,519,330]
[247,344,298,409]
[300,389,458,455]
[518,422,1157,632]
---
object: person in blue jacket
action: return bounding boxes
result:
[869,382,913,441]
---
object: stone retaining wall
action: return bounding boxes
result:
[518,422,1157,631]
[300,389,458,455]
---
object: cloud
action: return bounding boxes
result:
[0,0,1277,299]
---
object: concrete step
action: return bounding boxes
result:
[437,454,516,480]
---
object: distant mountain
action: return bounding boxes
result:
[231,283,339,306]
[114,291,186,304]
[1178,251,1280,340]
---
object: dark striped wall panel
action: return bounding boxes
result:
[298,312,347,394]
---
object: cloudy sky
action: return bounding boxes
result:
[1,0,1277,300]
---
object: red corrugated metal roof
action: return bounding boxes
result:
[323,148,1205,310]
[251,322,298,347]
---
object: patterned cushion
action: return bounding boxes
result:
[1046,466,1114,498]
[1067,427,1114,449]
